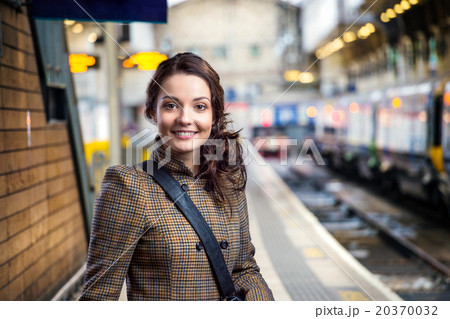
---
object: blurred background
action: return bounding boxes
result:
[1,0,450,301]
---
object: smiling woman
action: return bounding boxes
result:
[151,73,214,173]
[145,52,248,202]
[79,52,274,301]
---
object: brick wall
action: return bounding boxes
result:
[0,3,87,300]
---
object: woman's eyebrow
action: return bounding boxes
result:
[193,96,210,101]
[160,96,210,102]
[160,95,180,101]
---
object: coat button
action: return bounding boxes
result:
[196,242,203,251]
[220,240,228,249]
[181,184,189,191]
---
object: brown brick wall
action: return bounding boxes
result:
[0,3,88,300]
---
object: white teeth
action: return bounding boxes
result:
[175,131,195,136]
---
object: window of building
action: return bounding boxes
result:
[250,44,260,57]
[213,46,227,59]
[46,85,68,122]
[186,47,202,56]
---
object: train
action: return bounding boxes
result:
[314,76,450,221]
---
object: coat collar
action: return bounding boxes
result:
[151,145,195,177]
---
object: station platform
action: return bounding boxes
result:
[245,155,401,301]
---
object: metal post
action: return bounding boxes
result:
[105,22,121,165]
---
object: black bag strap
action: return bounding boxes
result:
[139,160,236,299]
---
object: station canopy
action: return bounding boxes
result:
[31,0,167,23]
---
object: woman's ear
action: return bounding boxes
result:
[149,109,157,123]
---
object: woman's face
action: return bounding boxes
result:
[153,73,214,161]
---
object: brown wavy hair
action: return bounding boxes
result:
[145,52,246,202]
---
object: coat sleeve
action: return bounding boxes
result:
[231,191,275,301]
[79,165,147,300]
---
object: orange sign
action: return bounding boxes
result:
[69,53,96,73]
[122,52,167,70]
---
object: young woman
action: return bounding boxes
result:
[80,52,274,301]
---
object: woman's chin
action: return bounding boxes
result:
[169,141,204,154]
[169,146,197,157]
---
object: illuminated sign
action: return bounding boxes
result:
[122,52,167,71]
[275,105,298,126]
[69,53,96,73]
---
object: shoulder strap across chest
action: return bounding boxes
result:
[138,160,236,300]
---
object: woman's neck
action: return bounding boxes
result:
[173,149,200,176]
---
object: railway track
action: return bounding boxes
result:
[272,160,450,301]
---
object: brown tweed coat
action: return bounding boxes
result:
[80,148,274,301]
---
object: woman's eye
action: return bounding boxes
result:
[195,104,207,110]
[165,103,177,110]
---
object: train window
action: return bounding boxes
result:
[442,88,450,157]
[443,113,450,156]
[409,93,428,154]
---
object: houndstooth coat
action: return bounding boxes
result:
[79,148,274,301]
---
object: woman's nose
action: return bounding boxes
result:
[177,107,193,124]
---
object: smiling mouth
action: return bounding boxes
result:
[172,131,198,137]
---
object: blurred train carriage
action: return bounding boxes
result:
[251,102,315,159]
[315,97,346,170]
[314,77,450,221]
[315,93,378,178]
[376,82,433,202]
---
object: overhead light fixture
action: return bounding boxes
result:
[360,26,371,37]
[72,23,84,34]
[333,38,344,50]
[64,20,76,26]
[394,4,404,14]
[380,12,390,23]
[401,0,411,10]
[365,23,376,33]
[343,31,357,43]
[358,28,370,39]
[315,48,324,59]
[284,70,301,82]
[299,72,314,84]
[283,70,314,83]
[88,32,97,43]
[386,8,397,19]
